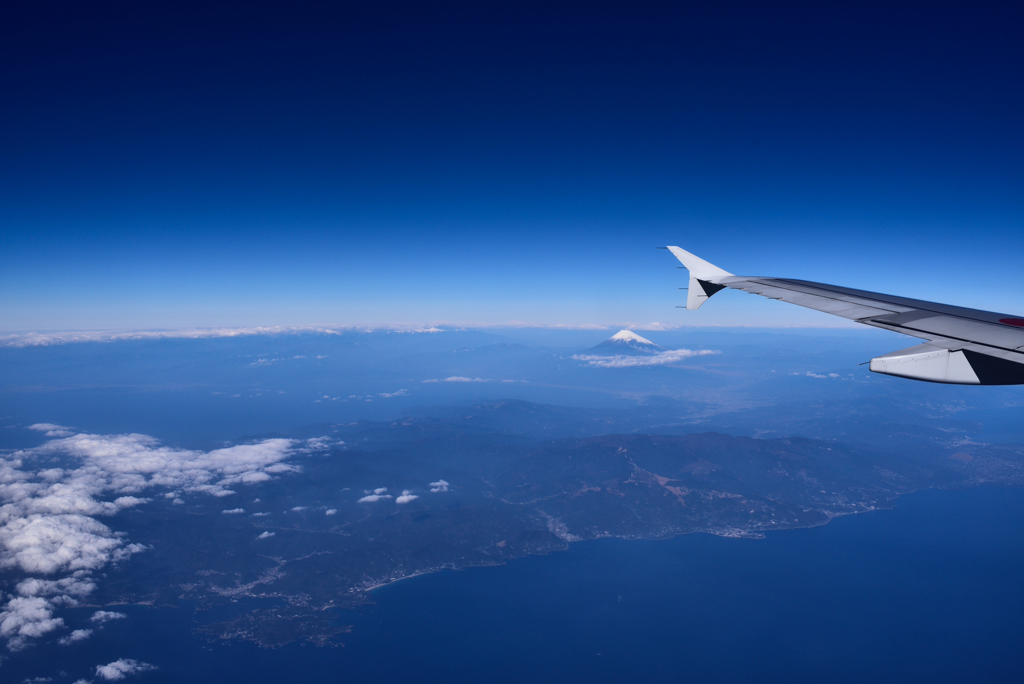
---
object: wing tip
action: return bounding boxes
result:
[665,246,733,280]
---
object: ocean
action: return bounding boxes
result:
[6,486,1024,683]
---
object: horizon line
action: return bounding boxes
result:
[0,321,867,348]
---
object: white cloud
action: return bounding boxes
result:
[0,430,299,650]
[572,349,719,368]
[324,509,337,516]
[112,496,149,508]
[0,323,639,350]
[0,514,136,575]
[357,494,392,503]
[0,596,64,650]
[379,389,409,398]
[395,491,418,504]
[0,326,346,348]
[22,433,297,498]
[221,508,245,515]
[27,424,74,438]
[89,611,127,624]
[16,576,97,599]
[59,628,93,645]
[357,488,391,503]
[304,437,333,450]
[256,531,275,539]
[429,480,449,493]
[290,506,307,512]
[421,379,439,383]
[0,322,860,351]
[442,376,488,383]
[95,658,156,680]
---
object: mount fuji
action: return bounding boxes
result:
[587,330,666,356]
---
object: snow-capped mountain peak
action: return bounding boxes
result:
[608,329,656,345]
[587,330,666,355]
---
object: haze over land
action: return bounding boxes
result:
[2,328,1022,657]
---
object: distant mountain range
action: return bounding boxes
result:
[587,329,666,356]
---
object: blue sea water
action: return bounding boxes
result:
[7,486,1024,683]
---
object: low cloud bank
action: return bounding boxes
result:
[572,349,719,368]
[0,323,621,348]
[0,427,298,650]
[0,326,343,348]
[0,324,458,349]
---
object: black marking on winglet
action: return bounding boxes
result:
[697,280,726,297]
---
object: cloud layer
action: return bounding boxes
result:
[572,349,719,368]
[0,323,633,348]
[0,427,297,650]
[0,326,344,348]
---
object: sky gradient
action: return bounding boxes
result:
[2,1,1021,331]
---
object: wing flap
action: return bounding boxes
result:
[871,315,1024,351]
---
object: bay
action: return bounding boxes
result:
[7,486,1024,683]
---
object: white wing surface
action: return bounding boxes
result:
[666,246,1024,385]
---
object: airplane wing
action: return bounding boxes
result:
[666,246,1024,385]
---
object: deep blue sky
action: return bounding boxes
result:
[1,1,1021,331]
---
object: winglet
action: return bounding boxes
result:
[666,246,732,280]
[665,246,732,310]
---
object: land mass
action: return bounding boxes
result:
[94,401,1024,647]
